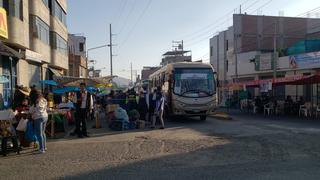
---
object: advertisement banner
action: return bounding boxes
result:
[0,7,8,39]
[259,53,272,71]
[289,51,320,70]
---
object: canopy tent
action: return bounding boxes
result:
[56,76,115,87]
[40,80,58,86]
[53,86,99,94]
[225,74,320,89]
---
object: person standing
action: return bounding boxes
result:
[29,90,48,154]
[148,88,157,125]
[75,83,93,138]
[151,87,165,129]
[29,85,37,105]
[127,88,138,112]
[137,91,148,121]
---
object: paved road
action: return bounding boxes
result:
[2,113,320,180]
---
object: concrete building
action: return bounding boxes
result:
[0,0,68,107]
[210,14,320,105]
[141,66,160,81]
[161,50,191,66]
[68,34,87,78]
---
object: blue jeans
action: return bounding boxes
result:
[34,117,48,151]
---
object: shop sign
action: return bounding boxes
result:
[0,8,8,39]
[259,53,272,71]
[260,82,272,93]
[25,49,43,63]
[289,51,320,70]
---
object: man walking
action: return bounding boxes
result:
[75,83,93,138]
[151,87,165,129]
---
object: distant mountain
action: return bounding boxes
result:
[113,76,131,88]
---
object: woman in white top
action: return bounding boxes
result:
[29,90,48,153]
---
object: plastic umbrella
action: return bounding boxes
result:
[40,80,58,86]
[53,87,79,94]
[53,87,98,94]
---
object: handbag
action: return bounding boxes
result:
[16,118,28,132]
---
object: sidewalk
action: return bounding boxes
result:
[218,108,320,125]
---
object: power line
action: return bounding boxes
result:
[242,0,263,12]
[113,0,129,26]
[296,6,320,17]
[185,20,230,46]
[248,0,273,14]
[118,0,153,50]
[185,0,274,48]
[118,0,137,35]
[177,0,259,40]
[183,0,274,47]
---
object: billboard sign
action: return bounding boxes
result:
[289,51,320,70]
[0,8,8,39]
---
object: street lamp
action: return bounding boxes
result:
[86,45,108,78]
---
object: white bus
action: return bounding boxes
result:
[149,62,217,120]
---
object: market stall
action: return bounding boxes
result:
[0,109,19,156]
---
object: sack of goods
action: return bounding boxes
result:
[16,118,29,132]
[136,120,145,129]
[114,107,129,122]
[128,110,140,122]
[106,104,119,114]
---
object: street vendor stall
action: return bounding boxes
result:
[46,108,72,138]
[0,109,19,156]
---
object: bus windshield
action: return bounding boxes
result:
[174,68,215,98]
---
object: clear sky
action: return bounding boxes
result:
[67,0,320,79]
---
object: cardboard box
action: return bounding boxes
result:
[136,120,145,129]
[106,104,119,113]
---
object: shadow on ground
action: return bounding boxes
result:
[60,131,320,180]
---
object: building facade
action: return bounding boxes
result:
[0,0,68,107]
[161,50,191,66]
[68,34,87,78]
[210,14,320,105]
[141,66,160,81]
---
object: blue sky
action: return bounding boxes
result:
[67,0,320,78]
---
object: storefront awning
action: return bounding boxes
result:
[225,74,320,89]
[0,42,23,59]
[49,68,62,77]
[57,76,115,87]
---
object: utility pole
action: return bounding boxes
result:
[108,24,117,77]
[130,62,133,83]
[109,24,114,77]
[273,21,277,80]
[273,21,278,97]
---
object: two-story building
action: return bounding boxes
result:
[210,14,320,105]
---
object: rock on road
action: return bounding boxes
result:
[2,113,320,180]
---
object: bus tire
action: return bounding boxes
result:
[200,115,207,121]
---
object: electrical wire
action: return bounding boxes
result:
[118,0,137,35]
[185,0,274,48]
[118,0,153,50]
[177,0,257,40]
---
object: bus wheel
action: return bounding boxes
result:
[200,115,207,121]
